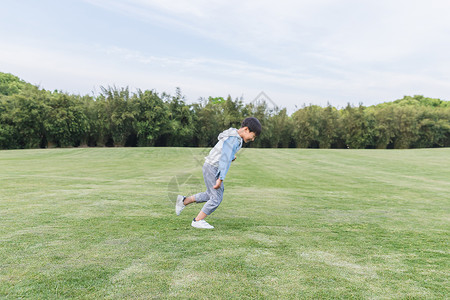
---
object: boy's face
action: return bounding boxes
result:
[241,127,256,143]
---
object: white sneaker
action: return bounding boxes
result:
[175,195,186,216]
[191,218,214,229]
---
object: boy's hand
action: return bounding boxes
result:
[213,178,222,189]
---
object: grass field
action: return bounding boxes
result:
[0,147,449,299]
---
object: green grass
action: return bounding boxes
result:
[0,147,449,299]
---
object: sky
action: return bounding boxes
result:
[1,0,450,112]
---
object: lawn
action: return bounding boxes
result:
[0,147,449,299]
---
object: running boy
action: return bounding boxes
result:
[176,117,262,229]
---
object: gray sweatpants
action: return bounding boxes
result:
[193,163,224,215]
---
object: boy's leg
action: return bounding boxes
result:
[183,195,196,206]
[183,193,212,205]
[189,190,209,204]
[188,163,223,228]
[194,211,208,221]
[188,163,213,205]
[177,164,212,217]
[198,164,224,218]
[200,180,224,216]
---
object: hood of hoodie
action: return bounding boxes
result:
[218,128,241,141]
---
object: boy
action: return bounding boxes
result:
[176,117,262,229]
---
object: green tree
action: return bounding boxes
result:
[7,86,49,148]
[193,98,225,147]
[414,107,450,148]
[134,89,170,147]
[97,86,138,146]
[340,104,375,149]
[263,108,292,148]
[0,97,17,149]
[373,106,397,149]
[318,105,340,148]
[3,72,450,150]
[391,106,419,149]
[161,88,196,147]
[222,95,244,129]
[80,95,102,147]
[392,95,449,107]
[0,72,30,96]
[44,92,89,147]
[292,105,322,148]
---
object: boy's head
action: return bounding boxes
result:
[239,117,262,143]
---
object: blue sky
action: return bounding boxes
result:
[1,0,450,112]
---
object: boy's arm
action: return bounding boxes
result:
[216,137,239,182]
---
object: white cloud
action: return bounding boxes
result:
[2,0,450,111]
[83,0,450,63]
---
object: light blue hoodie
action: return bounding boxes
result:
[204,128,243,181]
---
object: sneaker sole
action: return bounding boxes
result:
[175,195,185,216]
[191,222,214,229]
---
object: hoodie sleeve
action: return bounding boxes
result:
[217,136,239,181]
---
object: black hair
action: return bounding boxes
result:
[241,117,262,136]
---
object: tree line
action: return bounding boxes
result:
[1,72,449,150]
